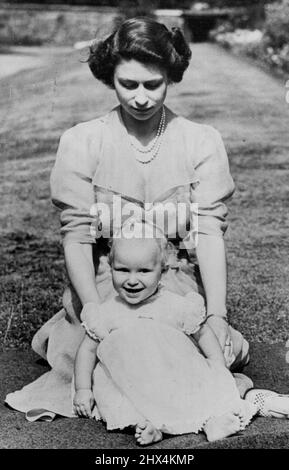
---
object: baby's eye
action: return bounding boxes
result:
[139,269,151,273]
[114,267,129,273]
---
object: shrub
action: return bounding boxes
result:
[211,1,289,77]
[263,0,289,49]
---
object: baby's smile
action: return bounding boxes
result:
[123,286,144,293]
[122,286,145,299]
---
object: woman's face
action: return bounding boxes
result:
[113,59,168,121]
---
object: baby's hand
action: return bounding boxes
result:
[73,389,95,418]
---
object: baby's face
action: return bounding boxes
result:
[111,238,162,305]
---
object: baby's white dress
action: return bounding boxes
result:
[83,289,256,435]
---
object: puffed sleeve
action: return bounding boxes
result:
[50,125,98,247]
[180,292,207,335]
[191,126,235,237]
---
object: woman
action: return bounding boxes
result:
[6,17,251,420]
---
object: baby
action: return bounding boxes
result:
[73,219,289,445]
[73,219,260,444]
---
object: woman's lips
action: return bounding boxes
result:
[132,107,153,113]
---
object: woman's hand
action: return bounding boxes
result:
[80,302,100,323]
[73,389,95,418]
[193,323,226,367]
[80,302,109,340]
[206,316,235,368]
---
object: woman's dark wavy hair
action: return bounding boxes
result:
[88,17,192,88]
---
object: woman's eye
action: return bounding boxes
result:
[145,84,160,90]
[120,81,137,90]
[119,80,162,90]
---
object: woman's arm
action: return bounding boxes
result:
[191,126,235,351]
[195,234,227,317]
[50,128,102,320]
[64,242,101,307]
[196,234,232,353]
[193,323,226,366]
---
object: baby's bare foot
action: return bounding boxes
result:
[135,421,162,446]
[204,412,242,442]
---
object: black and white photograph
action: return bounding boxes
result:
[0,0,289,459]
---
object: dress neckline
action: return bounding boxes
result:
[92,106,200,204]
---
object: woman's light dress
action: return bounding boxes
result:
[5,106,249,420]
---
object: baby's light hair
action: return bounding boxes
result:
[108,217,169,270]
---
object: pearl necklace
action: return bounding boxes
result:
[129,107,166,165]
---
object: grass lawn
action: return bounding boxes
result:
[1,43,289,349]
